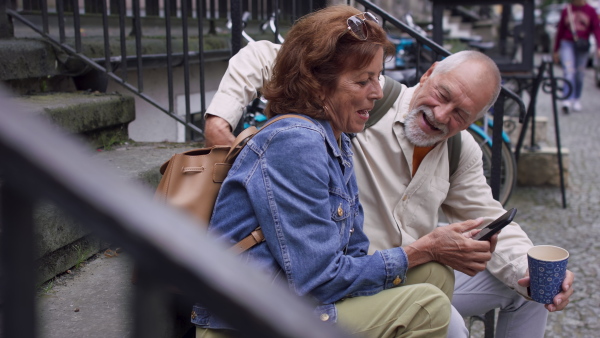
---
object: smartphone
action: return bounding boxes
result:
[473,208,517,241]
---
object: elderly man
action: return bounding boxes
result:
[202,40,575,337]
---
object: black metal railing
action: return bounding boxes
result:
[0,91,351,337]
[7,0,216,140]
[4,0,319,141]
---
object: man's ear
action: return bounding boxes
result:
[419,61,439,85]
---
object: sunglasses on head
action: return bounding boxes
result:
[346,12,379,40]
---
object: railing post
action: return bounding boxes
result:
[85,0,102,14]
[132,269,172,338]
[230,0,242,55]
[1,183,36,338]
[491,94,505,201]
[145,0,160,16]
[219,0,227,19]
[0,0,14,38]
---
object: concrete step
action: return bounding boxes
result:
[505,116,549,146]
[32,141,200,286]
[517,146,570,187]
[35,142,201,338]
[10,91,135,149]
[0,39,61,81]
[7,91,137,285]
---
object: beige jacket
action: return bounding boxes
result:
[206,40,533,297]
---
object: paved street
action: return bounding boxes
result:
[35,62,600,338]
[503,63,600,337]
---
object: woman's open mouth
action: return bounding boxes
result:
[357,109,370,121]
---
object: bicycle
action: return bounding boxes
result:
[468,116,517,206]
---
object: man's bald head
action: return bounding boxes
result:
[429,51,501,118]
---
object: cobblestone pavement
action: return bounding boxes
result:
[497,63,600,338]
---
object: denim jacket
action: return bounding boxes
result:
[191,115,409,329]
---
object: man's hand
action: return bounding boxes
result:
[405,218,496,276]
[518,269,575,312]
[204,115,235,147]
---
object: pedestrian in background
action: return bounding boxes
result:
[553,0,600,113]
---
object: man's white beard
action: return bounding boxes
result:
[404,105,449,147]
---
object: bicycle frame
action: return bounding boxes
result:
[469,117,511,146]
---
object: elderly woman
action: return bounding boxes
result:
[193,6,451,337]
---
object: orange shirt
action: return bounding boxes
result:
[412,146,435,176]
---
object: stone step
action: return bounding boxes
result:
[6,90,137,285]
[32,141,200,286]
[505,116,549,146]
[34,142,202,338]
[517,146,570,187]
[0,39,61,81]
[10,91,135,149]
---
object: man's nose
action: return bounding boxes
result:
[434,104,453,124]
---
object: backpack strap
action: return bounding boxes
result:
[447,132,462,177]
[365,75,403,129]
[225,114,311,164]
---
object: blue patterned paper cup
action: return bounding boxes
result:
[527,245,569,304]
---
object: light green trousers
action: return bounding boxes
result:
[197,262,454,338]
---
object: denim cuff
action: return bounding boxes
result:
[380,247,409,289]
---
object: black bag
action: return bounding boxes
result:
[575,38,590,53]
[568,5,590,53]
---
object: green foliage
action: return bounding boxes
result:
[73,244,89,269]
[100,133,122,151]
[38,279,55,295]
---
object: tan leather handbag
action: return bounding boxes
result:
[154,114,310,252]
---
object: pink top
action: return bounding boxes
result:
[553,3,600,52]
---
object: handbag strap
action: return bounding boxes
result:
[224,114,313,254]
[230,227,265,254]
[567,5,579,41]
[224,114,312,163]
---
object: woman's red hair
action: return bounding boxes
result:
[263,5,395,120]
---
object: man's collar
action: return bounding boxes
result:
[395,84,419,125]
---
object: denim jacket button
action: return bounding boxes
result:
[191,311,197,320]
[393,276,402,286]
[320,313,330,322]
[337,204,343,217]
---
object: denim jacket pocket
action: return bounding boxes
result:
[329,194,353,249]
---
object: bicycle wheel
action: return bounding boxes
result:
[467,129,517,206]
